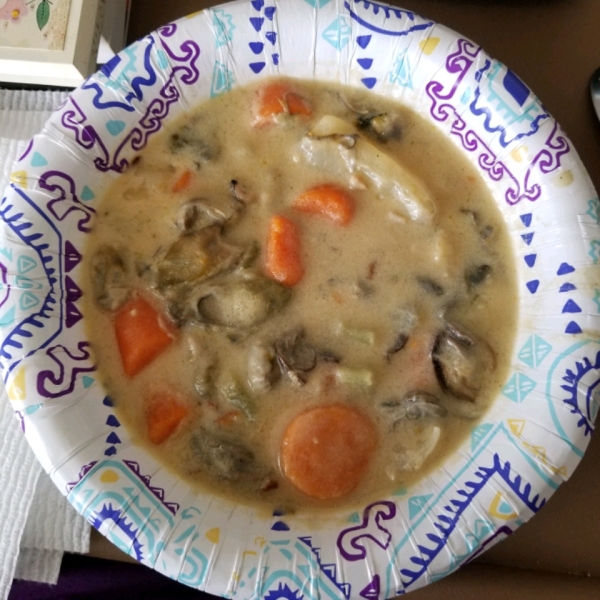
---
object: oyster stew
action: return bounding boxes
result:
[83,79,517,511]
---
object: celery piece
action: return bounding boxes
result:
[335,367,374,389]
[336,322,375,345]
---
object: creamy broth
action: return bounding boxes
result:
[83,79,517,511]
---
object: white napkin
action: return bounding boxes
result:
[0,89,91,598]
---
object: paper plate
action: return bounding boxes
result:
[2,1,599,597]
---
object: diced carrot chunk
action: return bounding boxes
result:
[293,184,355,226]
[115,296,175,377]
[254,81,312,126]
[404,332,438,391]
[172,169,193,193]
[280,405,377,500]
[258,83,289,119]
[146,393,190,444]
[265,215,304,286]
[286,92,312,117]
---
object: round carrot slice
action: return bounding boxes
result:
[280,405,377,500]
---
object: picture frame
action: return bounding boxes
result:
[0,0,104,87]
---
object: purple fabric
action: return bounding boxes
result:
[9,554,218,600]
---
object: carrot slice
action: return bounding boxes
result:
[115,296,175,377]
[293,184,355,226]
[280,405,377,500]
[172,169,193,193]
[146,393,190,444]
[254,81,312,126]
[265,214,304,286]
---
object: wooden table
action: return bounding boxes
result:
[90,1,600,597]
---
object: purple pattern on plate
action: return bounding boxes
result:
[14,410,25,432]
[509,122,569,204]
[18,139,34,162]
[36,341,96,399]
[0,187,62,374]
[0,262,9,309]
[60,97,110,159]
[359,575,380,600]
[90,40,158,112]
[344,0,434,37]
[59,26,201,174]
[521,121,570,180]
[469,60,548,148]
[561,350,600,437]
[123,459,180,515]
[337,501,397,561]
[66,460,98,493]
[39,170,96,233]
[426,38,570,206]
[466,525,513,563]
[397,453,546,591]
[298,535,352,599]
[158,22,178,37]
[65,275,83,303]
[91,503,145,561]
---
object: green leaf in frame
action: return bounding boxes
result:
[37,1,50,31]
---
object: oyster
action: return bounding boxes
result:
[432,323,496,402]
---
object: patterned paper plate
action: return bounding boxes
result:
[1,1,599,597]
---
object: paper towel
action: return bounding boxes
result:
[0,88,91,597]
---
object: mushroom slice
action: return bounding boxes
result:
[191,429,255,481]
[176,197,242,234]
[274,328,317,385]
[297,115,435,222]
[196,274,291,330]
[91,246,131,311]
[432,323,496,402]
[380,392,447,427]
[157,227,243,287]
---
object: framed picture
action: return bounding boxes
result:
[0,0,104,87]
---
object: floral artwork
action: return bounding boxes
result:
[0,0,71,50]
[0,0,29,24]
